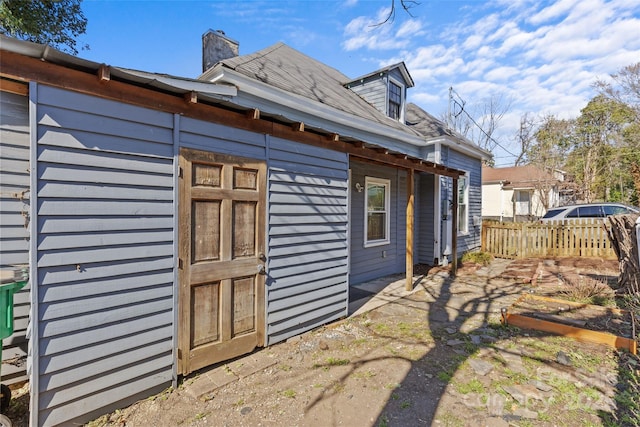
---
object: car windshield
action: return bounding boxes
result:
[603,205,634,215]
[542,208,564,219]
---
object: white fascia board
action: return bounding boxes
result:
[208,68,429,150]
[425,135,491,161]
[233,90,423,158]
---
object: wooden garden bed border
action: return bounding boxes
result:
[501,294,637,355]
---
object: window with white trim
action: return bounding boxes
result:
[514,190,531,215]
[388,81,402,120]
[365,177,390,247]
[458,175,469,234]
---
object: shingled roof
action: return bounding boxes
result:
[216,41,490,159]
[483,165,559,188]
[219,43,421,135]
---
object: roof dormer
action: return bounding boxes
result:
[345,62,414,123]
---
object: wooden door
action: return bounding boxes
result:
[178,148,266,375]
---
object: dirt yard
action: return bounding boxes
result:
[6,257,640,426]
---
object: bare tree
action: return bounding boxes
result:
[513,113,538,166]
[594,62,640,121]
[443,90,512,156]
[373,0,421,26]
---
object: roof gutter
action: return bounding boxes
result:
[425,135,492,161]
[205,66,433,150]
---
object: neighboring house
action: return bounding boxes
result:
[482,165,564,221]
[0,31,489,426]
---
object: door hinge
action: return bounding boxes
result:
[178,166,183,179]
[178,258,184,269]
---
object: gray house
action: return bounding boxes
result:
[0,31,489,426]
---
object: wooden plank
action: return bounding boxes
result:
[452,177,458,274]
[481,220,616,259]
[191,281,220,346]
[17,50,464,178]
[188,332,256,373]
[232,276,255,336]
[503,311,637,355]
[406,169,414,291]
[0,78,28,95]
[177,152,192,375]
[192,200,221,263]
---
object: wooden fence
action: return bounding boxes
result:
[481,219,617,259]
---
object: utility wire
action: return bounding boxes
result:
[451,98,520,158]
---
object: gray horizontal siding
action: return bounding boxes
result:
[349,76,387,115]
[443,147,483,255]
[349,161,407,284]
[179,115,266,159]
[418,174,436,264]
[0,90,30,384]
[266,137,349,344]
[34,84,175,426]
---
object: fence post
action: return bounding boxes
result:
[520,222,527,258]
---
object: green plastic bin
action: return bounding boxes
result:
[0,267,28,416]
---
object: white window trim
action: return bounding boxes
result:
[364,176,391,247]
[387,76,405,122]
[458,173,469,235]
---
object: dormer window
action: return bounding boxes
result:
[388,81,402,120]
[345,62,413,123]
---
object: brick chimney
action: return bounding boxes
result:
[202,30,239,73]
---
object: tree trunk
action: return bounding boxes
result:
[605,213,640,295]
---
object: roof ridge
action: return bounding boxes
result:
[223,42,286,70]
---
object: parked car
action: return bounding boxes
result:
[540,203,639,223]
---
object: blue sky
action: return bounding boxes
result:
[79,0,640,166]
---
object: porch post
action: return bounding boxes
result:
[406,169,414,291]
[452,177,458,276]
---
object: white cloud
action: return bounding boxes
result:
[396,19,424,39]
[529,0,582,25]
[343,8,423,51]
[341,0,640,165]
